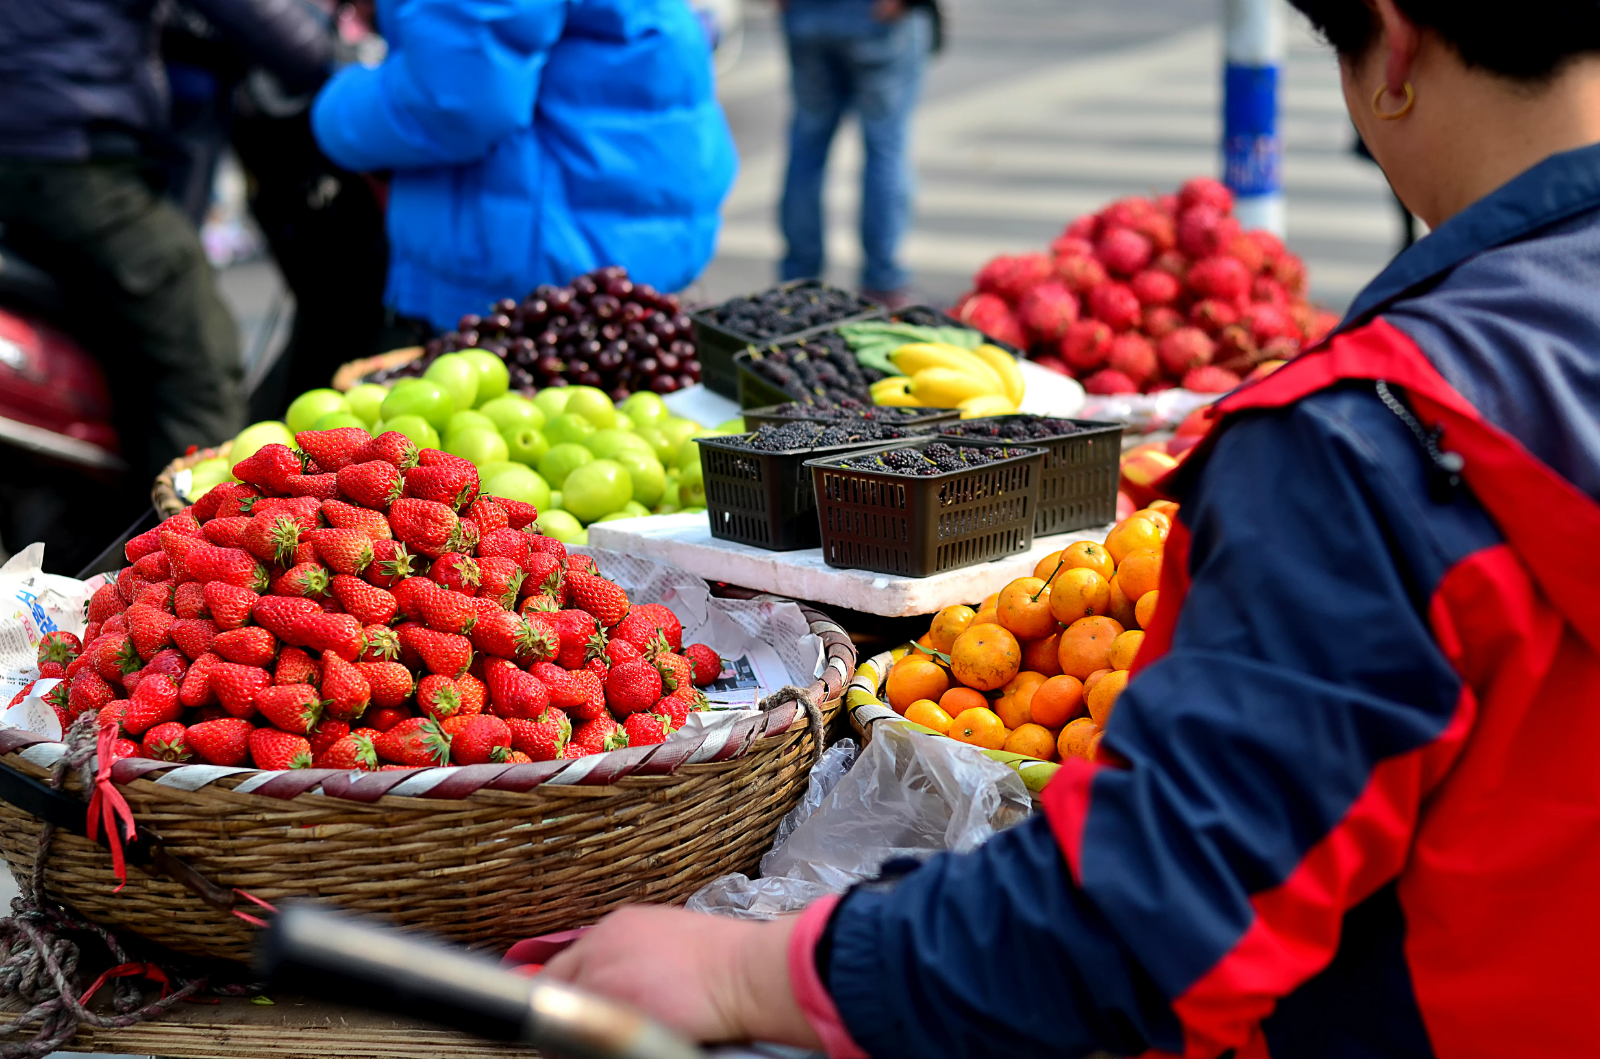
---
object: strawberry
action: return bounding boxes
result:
[654,651,694,694]
[561,743,595,759]
[485,664,548,719]
[186,717,256,766]
[352,431,420,471]
[89,632,141,682]
[329,574,396,625]
[67,669,115,718]
[296,428,371,473]
[399,625,473,678]
[303,613,365,661]
[321,499,393,541]
[243,513,304,565]
[529,662,584,709]
[141,721,192,762]
[456,672,486,715]
[365,540,416,589]
[374,716,451,766]
[429,552,480,595]
[684,643,721,686]
[502,501,541,530]
[38,661,65,679]
[122,673,181,736]
[251,495,323,528]
[274,646,320,686]
[184,546,269,591]
[355,661,413,709]
[201,515,252,548]
[98,700,130,733]
[107,737,140,762]
[519,593,559,614]
[321,652,372,720]
[617,604,683,653]
[478,527,532,563]
[212,662,273,718]
[604,639,641,667]
[132,550,171,582]
[366,707,408,732]
[100,613,129,639]
[465,497,509,534]
[254,683,323,734]
[173,581,210,620]
[316,732,379,770]
[417,674,462,721]
[37,631,81,667]
[309,719,351,757]
[387,499,459,558]
[232,443,304,493]
[133,581,176,612]
[337,460,404,509]
[271,561,331,598]
[551,610,605,670]
[87,582,127,624]
[572,714,628,753]
[196,482,261,521]
[169,617,218,660]
[657,691,691,731]
[508,710,568,761]
[125,526,163,563]
[419,589,478,635]
[213,626,278,667]
[309,528,374,576]
[250,727,313,770]
[622,711,671,747]
[251,595,320,646]
[144,647,187,678]
[358,624,400,662]
[117,567,146,604]
[567,668,607,721]
[475,557,524,609]
[202,582,257,630]
[564,554,598,577]
[403,462,478,509]
[124,603,175,659]
[450,715,511,765]
[471,609,545,661]
[179,653,221,708]
[391,576,437,622]
[605,658,662,715]
[519,551,564,601]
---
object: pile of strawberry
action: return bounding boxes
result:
[16,428,723,772]
[950,177,1341,395]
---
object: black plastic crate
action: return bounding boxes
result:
[740,403,960,432]
[735,350,798,408]
[691,280,882,398]
[889,305,1026,357]
[695,433,909,551]
[805,438,1046,577]
[940,415,1121,536]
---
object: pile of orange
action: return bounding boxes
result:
[886,502,1175,764]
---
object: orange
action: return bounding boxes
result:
[1136,508,1172,535]
[1108,629,1145,671]
[1047,567,1111,625]
[1087,728,1105,760]
[1031,674,1086,728]
[949,624,1022,691]
[1134,589,1160,630]
[1083,668,1112,697]
[1003,723,1058,761]
[939,686,988,717]
[904,698,954,734]
[1107,574,1138,630]
[913,634,938,656]
[1056,616,1125,680]
[1033,549,1064,581]
[886,657,949,714]
[1057,717,1101,761]
[949,706,1008,750]
[994,687,1032,730]
[1117,549,1162,602]
[928,605,976,654]
[1104,516,1165,565]
[1147,499,1179,519]
[1020,632,1063,677]
[971,607,1000,628]
[978,592,1000,612]
[1087,668,1130,725]
[1043,540,1116,584]
[997,577,1057,640]
[1002,669,1048,696]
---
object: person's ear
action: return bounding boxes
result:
[1371,0,1421,95]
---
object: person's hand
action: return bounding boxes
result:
[873,0,907,21]
[542,906,822,1048]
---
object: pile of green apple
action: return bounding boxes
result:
[185,350,741,546]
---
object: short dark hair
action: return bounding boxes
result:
[1289,1,1600,80]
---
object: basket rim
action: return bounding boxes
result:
[150,438,235,519]
[938,414,1124,440]
[802,438,1048,478]
[330,346,424,393]
[696,431,929,460]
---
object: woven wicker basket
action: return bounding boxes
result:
[331,347,424,392]
[151,441,232,519]
[0,608,855,964]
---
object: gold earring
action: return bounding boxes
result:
[1372,81,1415,120]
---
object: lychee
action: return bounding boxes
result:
[1083,368,1140,395]
[1129,269,1181,306]
[1054,255,1109,294]
[1187,256,1253,302]
[1065,214,1099,241]
[1060,319,1114,372]
[1087,282,1142,332]
[1142,305,1185,339]
[1177,207,1242,260]
[1096,228,1154,277]
[1182,366,1243,393]
[1133,211,1177,252]
[1107,333,1158,386]
[1050,235,1096,260]
[956,292,1028,348]
[1157,327,1216,377]
[1242,303,1297,346]
[1190,299,1241,335]
[1017,281,1080,343]
[1178,177,1234,215]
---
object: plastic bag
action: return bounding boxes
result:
[687,725,1031,919]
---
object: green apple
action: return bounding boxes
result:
[660,477,680,509]
[537,508,585,543]
[612,448,665,508]
[679,458,706,507]
[446,426,509,467]
[187,456,234,500]
[596,511,633,522]
[481,463,551,510]
[620,391,669,427]
[634,426,672,464]
[457,349,510,405]
[545,413,596,447]
[620,500,650,518]
[612,410,635,432]
[564,386,617,430]
[504,426,549,467]
[383,414,440,451]
[229,420,296,470]
[585,428,652,460]
[479,394,544,434]
[286,389,347,435]
[445,410,497,442]
[680,434,713,472]
[532,387,573,421]
[382,378,453,432]
[538,442,593,489]
[716,416,746,434]
[563,459,633,523]
[344,383,389,427]
[477,460,521,481]
[313,412,371,432]
[425,354,479,412]
[550,490,562,510]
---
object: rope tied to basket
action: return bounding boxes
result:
[758,685,826,760]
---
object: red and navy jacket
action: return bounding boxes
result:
[803,142,1600,1058]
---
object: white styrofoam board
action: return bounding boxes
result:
[587,512,1113,617]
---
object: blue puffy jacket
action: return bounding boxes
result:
[311,0,737,331]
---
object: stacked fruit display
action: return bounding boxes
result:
[882,505,1176,762]
[30,429,728,771]
[951,177,1340,395]
[377,267,701,399]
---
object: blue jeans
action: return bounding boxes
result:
[779,5,931,293]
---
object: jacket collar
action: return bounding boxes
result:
[1342,141,1600,328]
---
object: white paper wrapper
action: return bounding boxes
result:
[1078,387,1217,434]
[0,544,98,710]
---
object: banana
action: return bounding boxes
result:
[910,366,1002,408]
[970,344,1025,406]
[957,394,1018,418]
[891,343,1005,392]
[872,376,919,406]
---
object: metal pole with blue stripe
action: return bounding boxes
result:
[1223,0,1285,236]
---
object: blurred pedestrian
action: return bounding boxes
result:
[310,0,738,334]
[778,0,939,307]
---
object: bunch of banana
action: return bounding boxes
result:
[871,342,1025,418]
